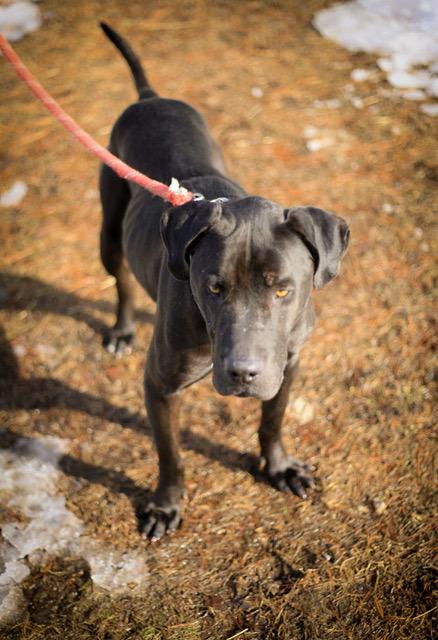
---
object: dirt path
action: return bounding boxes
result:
[1,1,436,638]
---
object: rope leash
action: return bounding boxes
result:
[0,34,194,207]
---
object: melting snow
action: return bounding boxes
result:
[402,89,427,101]
[313,1,438,112]
[306,137,334,152]
[351,68,373,82]
[251,86,264,98]
[82,545,149,592]
[290,397,315,425]
[0,1,41,42]
[0,435,149,625]
[421,103,438,117]
[0,181,27,208]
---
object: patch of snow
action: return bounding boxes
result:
[0,181,27,207]
[251,86,264,98]
[35,343,58,368]
[313,1,438,113]
[82,545,149,592]
[351,68,372,82]
[0,435,149,624]
[303,125,319,138]
[387,69,430,89]
[427,77,438,97]
[290,397,315,425]
[402,89,426,101]
[376,57,393,73]
[12,344,26,357]
[1,560,30,584]
[0,1,41,42]
[351,96,364,109]
[421,103,438,116]
[0,584,25,625]
[313,98,342,109]
[0,436,81,624]
[371,497,387,515]
[306,137,334,152]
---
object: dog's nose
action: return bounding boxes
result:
[225,358,262,385]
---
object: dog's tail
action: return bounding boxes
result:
[100,22,157,99]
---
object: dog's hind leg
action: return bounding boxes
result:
[99,163,136,355]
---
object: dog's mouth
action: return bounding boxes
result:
[233,385,279,401]
[212,376,281,402]
[228,387,265,400]
[235,389,251,398]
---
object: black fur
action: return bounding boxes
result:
[99,24,349,540]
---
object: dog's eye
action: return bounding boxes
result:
[275,289,289,298]
[208,283,222,295]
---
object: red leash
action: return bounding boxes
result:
[0,34,193,207]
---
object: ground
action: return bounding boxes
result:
[0,0,436,638]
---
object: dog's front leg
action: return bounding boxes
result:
[140,335,211,540]
[141,371,184,541]
[258,355,315,499]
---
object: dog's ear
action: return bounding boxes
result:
[283,206,350,288]
[161,200,222,280]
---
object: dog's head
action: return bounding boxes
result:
[161,197,349,401]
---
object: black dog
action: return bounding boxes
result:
[99,23,349,540]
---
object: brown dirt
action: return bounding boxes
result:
[0,1,436,639]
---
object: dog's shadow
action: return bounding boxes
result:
[0,271,154,335]
[0,272,261,524]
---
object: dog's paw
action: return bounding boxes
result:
[266,457,315,499]
[103,326,135,356]
[138,501,181,541]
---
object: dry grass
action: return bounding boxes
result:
[0,0,436,638]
